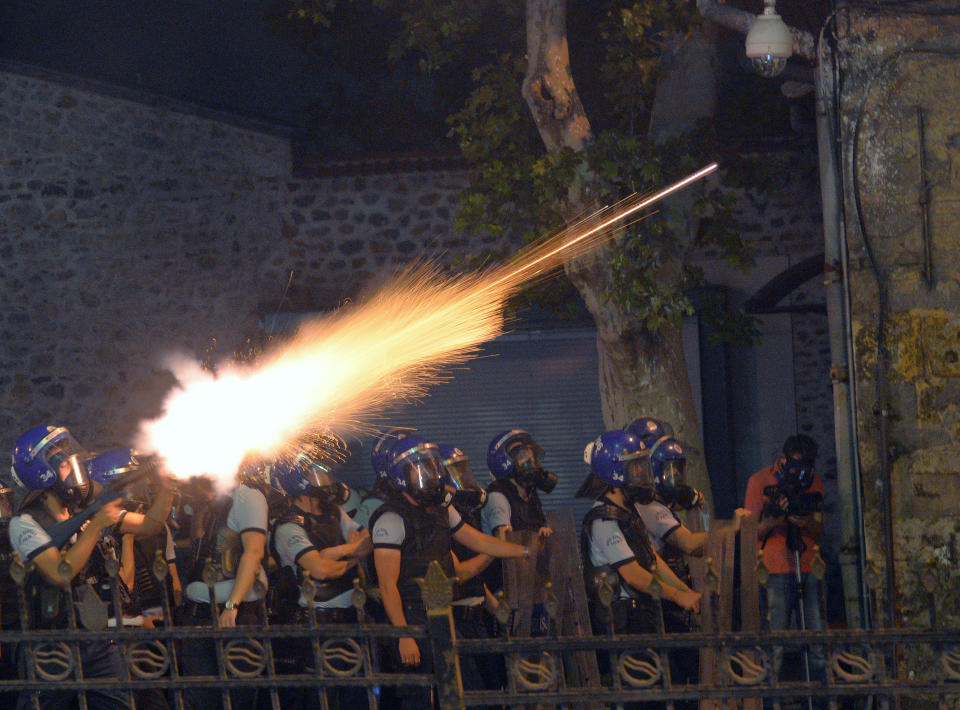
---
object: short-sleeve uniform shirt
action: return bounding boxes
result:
[185,484,269,603]
[635,501,682,552]
[480,491,511,536]
[585,501,641,600]
[272,507,363,609]
[372,504,464,549]
[9,513,58,563]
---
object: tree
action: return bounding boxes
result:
[281,0,774,503]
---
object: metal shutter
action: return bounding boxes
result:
[333,327,605,528]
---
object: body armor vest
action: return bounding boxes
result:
[450,504,483,599]
[581,499,656,604]
[190,495,238,583]
[21,504,125,628]
[659,536,692,588]
[132,532,170,611]
[487,478,546,531]
[369,498,455,604]
[269,502,359,602]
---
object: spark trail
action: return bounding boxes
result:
[136,164,718,486]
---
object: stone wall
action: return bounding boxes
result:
[0,63,830,509]
[837,7,960,630]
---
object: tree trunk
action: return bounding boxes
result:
[521,0,718,501]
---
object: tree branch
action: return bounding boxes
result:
[695,0,817,63]
[520,0,591,153]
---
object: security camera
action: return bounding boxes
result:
[745,0,792,79]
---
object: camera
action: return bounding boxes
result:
[762,482,823,519]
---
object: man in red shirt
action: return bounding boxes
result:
[743,434,826,689]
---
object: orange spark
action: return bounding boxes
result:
[136,164,717,487]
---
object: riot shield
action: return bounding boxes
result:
[500,508,603,709]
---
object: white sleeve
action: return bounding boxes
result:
[371,511,406,548]
[480,491,511,535]
[9,514,55,562]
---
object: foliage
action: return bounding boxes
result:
[278,0,783,342]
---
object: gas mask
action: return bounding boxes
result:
[310,481,352,508]
[442,453,488,511]
[623,454,656,506]
[674,485,705,510]
[510,443,557,493]
[48,447,94,510]
[400,452,446,507]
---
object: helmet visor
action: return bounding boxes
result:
[623,452,654,489]
[658,459,686,491]
[444,458,478,490]
[304,465,336,489]
[508,442,543,472]
[399,450,444,497]
[44,437,91,490]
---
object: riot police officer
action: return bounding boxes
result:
[578,430,700,639]
[179,459,274,710]
[370,437,529,709]
[633,434,747,695]
[481,429,557,541]
[353,426,414,531]
[7,425,175,710]
[269,455,372,709]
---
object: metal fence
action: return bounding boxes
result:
[1,545,959,710]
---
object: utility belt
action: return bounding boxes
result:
[180,599,260,622]
[308,574,356,603]
[310,606,358,625]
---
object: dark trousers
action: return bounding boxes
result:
[16,640,131,710]
[179,602,262,710]
[453,604,503,710]
[275,606,369,710]
[382,604,434,710]
[594,598,660,710]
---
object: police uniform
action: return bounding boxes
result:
[9,506,130,710]
[371,499,463,709]
[481,478,549,635]
[581,497,658,635]
[272,503,363,618]
[480,478,546,536]
[271,501,366,710]
[636,500,699,689]
[180,483,268,710]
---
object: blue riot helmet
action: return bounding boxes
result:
[238,455,277,493]
[87,448,151,510]
[271,456,350,507]
[587,430,655,504]
[649,436,701,508]
[386,438,445,506]
[625,416,674,449]
[371,426,416,481]
[86,448,140,485]
[486,429,557,493]
[11,425,93,508]
[438,444,486,511]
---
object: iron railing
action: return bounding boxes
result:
[1,531,958,710]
